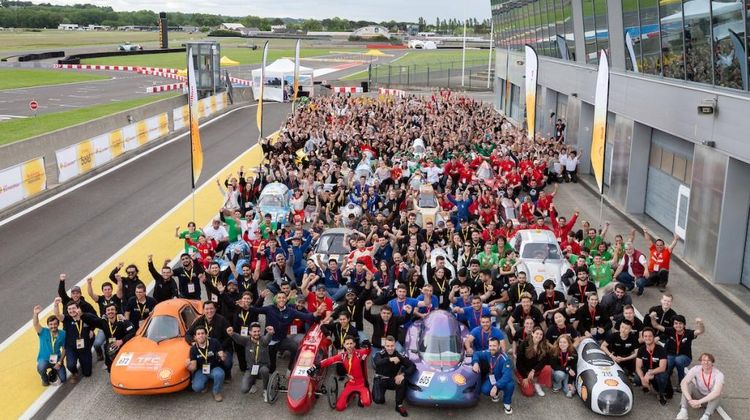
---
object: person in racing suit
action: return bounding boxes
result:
[472,337,515,414]
[308,336,372,411]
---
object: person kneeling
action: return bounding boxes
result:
[188,326,226,402]
[472,337,515,414]
[308,336,372,411]
[372,336,416,417]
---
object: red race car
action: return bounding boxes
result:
[266,323,339,414]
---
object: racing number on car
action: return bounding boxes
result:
[294,366,310,377]
[116,352,133,366]
[417,371,435,388]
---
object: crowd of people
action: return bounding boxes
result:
[34,91,724,418]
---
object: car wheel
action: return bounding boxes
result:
[267,371,281,404]
[326,374,339,409]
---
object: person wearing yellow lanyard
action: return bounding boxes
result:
[232,292,259,374]
[228,323,274,397]
[188,326,226,402]
[53,298,94,383]
[124,284,156,328]
[33,304,67,385]
[81,304,136,371]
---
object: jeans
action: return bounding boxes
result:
[480,378,514,404]
[269,336,300,373]
[667,355,691,385]
[552,370,572,391]
[616,272,645,292]
[222,350,234,379]
[192,366,225,394]
[634,371,669,394]
[327,286,348,302]
[37,360,67,383]
[639,270,670,291]
[93,330,106,354]
[65,345,93,376]
[240,365,270,393]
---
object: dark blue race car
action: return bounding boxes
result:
[404,310,481,407]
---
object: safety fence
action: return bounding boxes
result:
[0,157,47,211]
[368,58,494,91]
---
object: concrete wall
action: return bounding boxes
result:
[0,94,187,185]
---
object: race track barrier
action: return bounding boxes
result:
[378,87,406,97]
[55,113,169,183]
[332,86,363,94]
[173,92,229,130]
[0,157,46,211]
[136,69,187,81]
[146,82,187,93]
[52,64,179,74]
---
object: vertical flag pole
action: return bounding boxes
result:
[292,39,301,113]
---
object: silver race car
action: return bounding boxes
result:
[576,338,634,416]
[510,229,571,296]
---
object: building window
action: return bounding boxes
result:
[712,0,745,90]
[622,0,641,71]
[660,0,685,79]
[639,0,662,74]
[583,0,598,63]
[594,0,610,56]
[563,0,576,58]
[684,0,713,84]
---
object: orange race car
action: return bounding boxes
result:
[110,299,203,395]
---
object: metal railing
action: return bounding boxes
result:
[368,58,494,91]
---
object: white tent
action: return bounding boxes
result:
[251,58,314,103]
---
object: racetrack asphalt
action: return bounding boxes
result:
[0,102,290,342]
[0,70,179,117]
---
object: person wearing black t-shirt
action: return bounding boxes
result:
[573,293,611,341]
[634,327,669,405]
[147,255,178,303]
[602,319,639,375]
[124,284,157,328]
[536,279,565,326]
[188,326,226,402]
[613,305,644,337]
[186,301,233,379]
[545,311,579,344]
[53,298,95,383]
[566,268,597,303]
[647,294,676,340]
[650,314,705,398]
[508,293,544,336]
[81,304,136,371]
[507,272,537,309]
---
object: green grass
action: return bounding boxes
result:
[343,49,491,80]
[0,93,179,146]
[0,68,109,90]
[82,47,359,69]
[0,29,200,53]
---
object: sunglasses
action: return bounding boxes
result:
[126,271,136,275]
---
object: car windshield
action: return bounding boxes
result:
[419,334,462,370]
[144,316,180,343]
[418,193,437,208]
[317,233,348,254]
[259,195,285,208]
[522,243,562,260]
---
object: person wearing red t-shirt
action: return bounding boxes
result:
[310,337,372,411]
[639,228,679,292]
[301,280,334,320]
[518,197,535,224]
[535,185,557,217]
[560,231,582,256]
[499,156,515,174]
[186,234,217,265]
[549,204,579,243]
[482,221,504,243]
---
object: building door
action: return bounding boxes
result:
[645,131,694,232]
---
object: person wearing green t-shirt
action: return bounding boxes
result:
[498,252,517,277]
[477,243,500,271]
[176,222,203,254]
[589,242,613,264]
[589,255,614,293]
[219,209,242,242]
[257,213,279,240]
[582,223,609,254]
[492,237,514,258]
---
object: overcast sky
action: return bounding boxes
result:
[44,0,491,22]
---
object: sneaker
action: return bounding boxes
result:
[396,405,409,417]
[551,386,561,393]
[491,395,500,402]
[642,387,650,394]
[68,374,79,384]
[101,363,108,371]
[41,380,50,387]
[534,383,545,397]
[504,404,513,415]
[699,414,710,420]
[565,390,574,398]
[675,407,689,420]
[262,390,268,403]
[249,385,257,394]
[659,394,667,406]
[213,392,223,402]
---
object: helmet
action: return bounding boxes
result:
[46,367,59,384]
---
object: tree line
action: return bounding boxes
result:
[0,1,490,34]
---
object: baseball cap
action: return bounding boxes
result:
[345,288,356,295]
[566,297,579,306]
[71,286,81,293]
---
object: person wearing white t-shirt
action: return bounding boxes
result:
[563,150,580,183]
[676,353,724,420]
[204,219,230,254]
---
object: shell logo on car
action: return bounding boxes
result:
[452,373,466,385]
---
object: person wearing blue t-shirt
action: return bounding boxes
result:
[33,305,67,385]
[464,315,507,354]
[472,337,515,414]
[414,284,440,318]
[453,296,497,330]
[388,285,418,328]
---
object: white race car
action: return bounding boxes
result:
[576,338,634,416]
[510,229,571,296]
